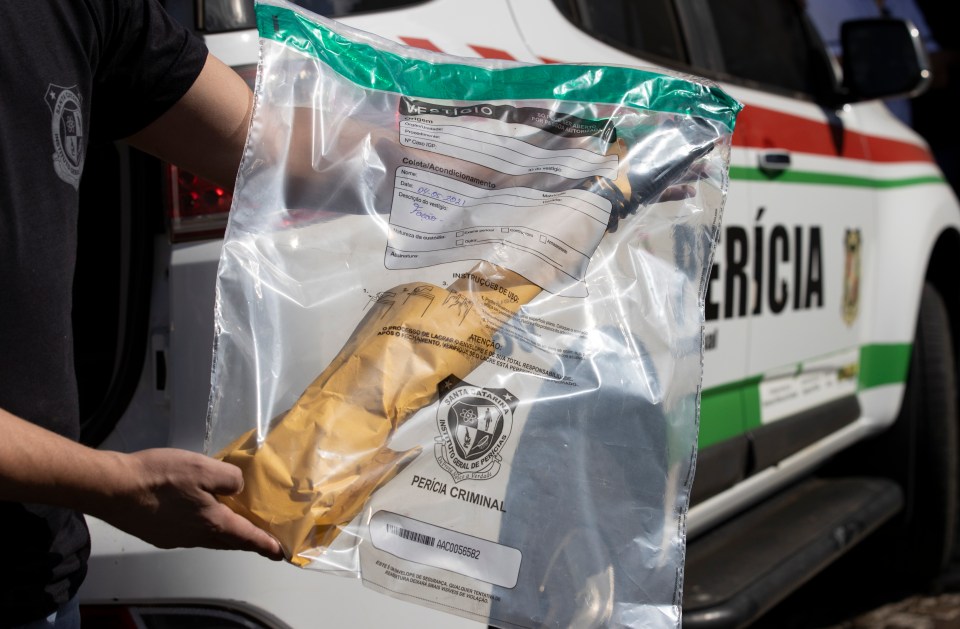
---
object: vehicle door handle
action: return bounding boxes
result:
[759,150,791,173]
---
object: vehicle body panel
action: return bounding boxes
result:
[83,517,484,627]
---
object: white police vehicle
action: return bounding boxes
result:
[74,0,957,626]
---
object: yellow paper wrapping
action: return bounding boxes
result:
[218,261,542,564]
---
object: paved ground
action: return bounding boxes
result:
[752,590,960,629]
[819,563,960,629]
[749,559,960,629]
[819,592,960,629]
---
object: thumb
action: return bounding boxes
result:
[202,458,245,496]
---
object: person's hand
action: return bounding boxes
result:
[0,409,282,560]
[96,448,284,561]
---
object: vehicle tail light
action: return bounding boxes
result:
[165,164,232,243]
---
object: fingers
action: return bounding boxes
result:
[199,458,283,559]
[123,449,283,559]
[209,502,285,560]
[198,457,245,496]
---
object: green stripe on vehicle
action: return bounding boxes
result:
[859,343,912,389]
[698,342,912,448]
[729,166,946,188]
[699,375,761,447]
[255,2,742,130]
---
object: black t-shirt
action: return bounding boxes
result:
[0,0,207,622]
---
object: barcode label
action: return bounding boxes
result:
[370,511,522,588]
[386,523,436,547]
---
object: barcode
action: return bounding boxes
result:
[386,523,436,547]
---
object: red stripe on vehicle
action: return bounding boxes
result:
[734,105,933,164]
[399,37,442,52]
[469,45,516,60]
[391,44,930,165]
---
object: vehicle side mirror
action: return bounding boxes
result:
[840,18,931,102]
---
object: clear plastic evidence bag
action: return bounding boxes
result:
[205,1,741,626]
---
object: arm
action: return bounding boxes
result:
[0,407,282,559]
[20,52,283,557]
[125,52,253,192]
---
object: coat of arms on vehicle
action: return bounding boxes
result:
[842,228,861,326]
[46,84,85,190]
[434,376,516,483]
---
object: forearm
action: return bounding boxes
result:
[1,406,283,558]
[0,407,133,517]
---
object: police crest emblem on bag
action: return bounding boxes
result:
[435,376,516,483]
[46,84,85,190]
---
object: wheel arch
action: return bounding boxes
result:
[926,225,960,374]
[859,185,960,429]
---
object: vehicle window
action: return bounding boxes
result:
[202,0,427,32]
[703,0,834,97]
[551,0,688,65]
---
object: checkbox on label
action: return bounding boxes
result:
[540,235,548,243]
[502,227,509,233]
[457,240,464,246]
[457,231,464,237]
